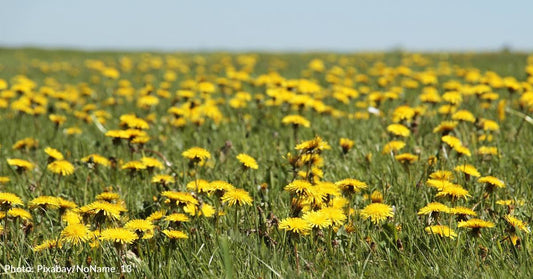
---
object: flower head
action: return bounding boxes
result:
[282,115,311,128]
[339,138,354,153]
[335,178,367,193]
[7,208,32,220]
[458,218,494,235]
[152,174,175,185]
[360,203,394,224]
[425,225,457,239]
[278,217,311,235]
[29,196,60,210]
[124,219,155,239]
[7,158,35,171]
[99,228,138,244]
[478,176,505,188]
[47,160,75,176]
[0,192,24,207]
[417,202,451,215]
[221,188,253,206]
[162,229,188,239]
[236,153,258,170]
[81,154,110,167]
[386,124,410,137]
[454,164,481,177]
[504,215,530,233]
[302,210,332,229]
[60,223,91,245]
[44,147,64,161]
[182,147,211,161]
[295,136,331,154]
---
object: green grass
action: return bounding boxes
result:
[0,48,532,278]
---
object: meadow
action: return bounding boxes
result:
[0,48,532,278]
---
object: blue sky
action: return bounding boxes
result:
[1,0,531,51]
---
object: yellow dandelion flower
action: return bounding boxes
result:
[208,180,235,194]
[0,192,24,207]
[119,114,150,130]
[433,121,458,134]
[504,215,530,233]
[124,219,155,239]
[236,153,258,170]
[302,210,332,229]
[318,207,347,226]
[162,229,188,239]
[29,196,60,210]
[450,206,477,217]
[453,145,472,157]
[161,191,198,205]
[425,225,457,239]
[47,160,75,176]
[12,137,38,150]
[369,191,384,203]
[121,160,146,171]
[81,154,110,167]
[146,210,166,222]
[221,188,253,206]
[441,135,462,148]
[0,176,10,184]
[426,179,455,190]
[49,114,67,125]
[429,170,454,181]
[360,203,394,224]
[56,198,78,210]
[478,176,505,188]
[458,218,495,230]
[182,147,211,161]
[382,140,406,154]
[454,164,481,177]
[152,174,175,185]
[278,217,311,235]
[452,110,476,122]
[339,138,354,153]
[99,228,138,244]
[386,124,410,137]
[335,178,367,193]
[7,208,32,220]
[417,202,451,215]
[33,239,62,252]
[442,91,462,104]
[395,153,418,164]
[480,119,499,131]
[80,201,126,220]
[60,223,91,245]
[284,180,312,196]
[295,136,331,153]
[165,213,190,223]
[44,147,64,160]
[392,105,416,123]
[62,210,82,225]
[7,158,35,171]
[477,146,498,156]
[330,196,349,209]
[141,157,164,169]
[282,115,311,128]
[185,179,210,192]
[184,203,216,217]
[64,127,82,135]
[436,184,471,200]
[496,199,525,206]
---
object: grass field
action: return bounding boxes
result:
[0,48,532,278]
